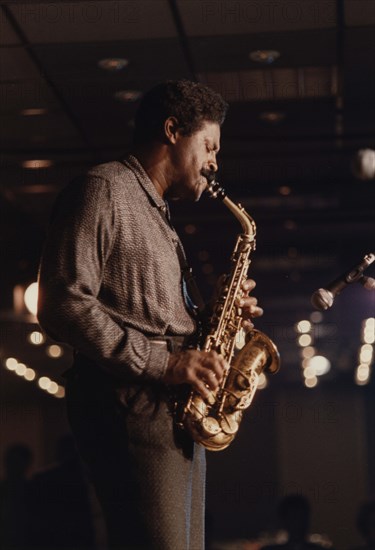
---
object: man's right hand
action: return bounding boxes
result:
[163,349,228,400]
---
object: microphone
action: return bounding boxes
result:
[311,253,375,310]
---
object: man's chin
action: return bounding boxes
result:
[194,189,204,202]
[167,180,206,201]
[196,180,208,200]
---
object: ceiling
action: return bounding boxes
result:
[0,0,374,395]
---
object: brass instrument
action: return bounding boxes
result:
[177,181,280,451]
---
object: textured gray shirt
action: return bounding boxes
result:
[37,155,196,381]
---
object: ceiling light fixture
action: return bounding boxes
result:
[114,90,142,102]
[98,58,129,71]
[249,50,280,64]
[259,111,286,124]
[22,160,54,169]
[20,108,48,116]
[279,185,291,196]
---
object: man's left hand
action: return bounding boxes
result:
[237,278,263,330]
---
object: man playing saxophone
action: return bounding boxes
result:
[37,80,263,550]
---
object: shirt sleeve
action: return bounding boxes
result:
[37,174,169,382]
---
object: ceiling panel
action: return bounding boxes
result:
[32,38,190,80]
[344,102,375,137]
[1,112,86,148]
[218,136,343,187]
[0,6,21,44]
[0,80,61,114]
[178,0,337,36]
[345,0,375,26]
[220,99,336,145]
[74,117,133,149]
[9,1,177,43]
[0,46,41,80]
[48,77,139,109]
[0,163,90,189]
[343,27,375,100]
[189,29,337,73]
[198,67,337,103]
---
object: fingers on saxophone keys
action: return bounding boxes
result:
[242,279,256,292]
[197,370,221,403]
[238,297,264,319]
[204,351,228,381]
[195,380,216,404]
[242,319,254,331]
[198,369,219,392]
[237,295,257,307]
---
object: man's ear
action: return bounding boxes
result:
[164,117,180,144]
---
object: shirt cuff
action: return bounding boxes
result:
[145,340,171,381]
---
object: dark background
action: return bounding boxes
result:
[0,1,374,548]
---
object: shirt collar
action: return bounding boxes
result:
[123,154,167,211]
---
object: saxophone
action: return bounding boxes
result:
[176,181,280,451]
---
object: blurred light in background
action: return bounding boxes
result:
[298,334,312,347]
[22,159,53,169]
[305,375,318,388]
[296,320,312,333]
[15,363,27,376]
[24,282,38,316]
[3,358,62,397]
[308,355,331,376]
[355,318,374,385]
[258,372,268,390]
[5,357,18,370]
[47,344,63,358]
[28,331,45,345]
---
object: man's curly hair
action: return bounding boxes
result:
[133,80,228,146]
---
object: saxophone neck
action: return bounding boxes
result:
[206,181,256,239]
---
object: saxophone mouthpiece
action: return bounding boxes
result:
[201,168,216,185]
[206,182,226,200]
[201,170,226,200]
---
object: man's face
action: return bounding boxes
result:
[168,120,221,201]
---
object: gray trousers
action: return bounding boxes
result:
[65,360,206,550]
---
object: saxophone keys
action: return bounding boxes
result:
[235,328,246,350]
[237,384,258,410]
[201,416,221,436]
[220,413,240,435]
[235,372,251,390]
[205,391,216,406]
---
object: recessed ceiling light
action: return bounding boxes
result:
[114,90,142,102]
[279,185,291,196]
[20,108,48,116]
[98,58,129,71]
[249,50,280,64]
[259,111,286,124]
[22,159,54,169]
[284,220,297,230]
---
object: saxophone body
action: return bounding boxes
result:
[178,182,280,451]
